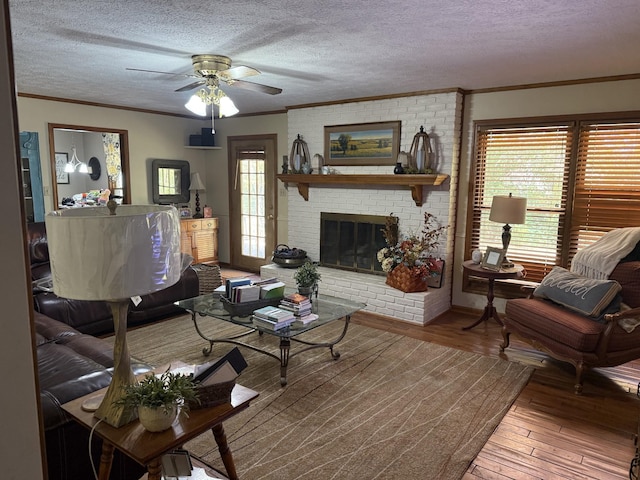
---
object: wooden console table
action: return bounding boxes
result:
[62,370,258,480]
[276,173,449,206]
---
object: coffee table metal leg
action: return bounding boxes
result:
[289,315,350,360]
[279,337,291,386]
[212,423,238,480]
[187,309,352,386]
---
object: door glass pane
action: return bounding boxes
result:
[239,156,266,259]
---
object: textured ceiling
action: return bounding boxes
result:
[8,0,640,117]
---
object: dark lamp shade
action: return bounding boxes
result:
[489,195,527,225]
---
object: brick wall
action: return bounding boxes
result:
[278,92,462,324]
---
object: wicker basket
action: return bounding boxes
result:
[189,380,236,409]
[386,264,429,293]
[191,263,223,294]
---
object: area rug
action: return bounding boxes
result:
[121,314,533,479]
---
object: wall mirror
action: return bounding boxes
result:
[47,123,131,209]
[151,159,190,205]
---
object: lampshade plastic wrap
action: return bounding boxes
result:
[45,205,182,301]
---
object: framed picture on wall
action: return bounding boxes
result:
[324,121,401,166]
[54,152,69,184]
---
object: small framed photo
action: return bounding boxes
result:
[482,247,505,271]
[179,206,192,218]
[427,258,445,288]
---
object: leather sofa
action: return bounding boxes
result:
[28,221,200,336]
[501,260,640,394]
[36,310,152,479]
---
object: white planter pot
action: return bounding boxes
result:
[138,404,178,432]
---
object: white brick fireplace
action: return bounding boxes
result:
[263,92,463,325]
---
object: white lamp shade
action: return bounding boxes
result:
[189,172,205,191]
[45,205,182,301]
[185,94,207,116]
[489,195,527,225]
[219,95,239,117]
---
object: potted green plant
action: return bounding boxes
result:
[116,369,200,432]
[294,261,321,296]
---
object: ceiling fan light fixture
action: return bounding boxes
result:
[219,95,239,117]
[185,94,207,116]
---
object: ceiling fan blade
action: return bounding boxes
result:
[175,80,206,92]
[227,79,282,95]
[218,65,261,81]
[126,67,198,78]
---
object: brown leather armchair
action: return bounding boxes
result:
[501,260,640,394]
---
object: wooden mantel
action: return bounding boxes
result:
[276,173,449,206]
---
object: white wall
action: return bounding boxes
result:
[0,2,44,477]
[17,96,210,211]
[454,79,640,313]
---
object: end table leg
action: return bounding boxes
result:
[212,423,239,480]
[146,458,163,480]
[98,442,115,480]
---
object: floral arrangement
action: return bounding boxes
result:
[377,212,447,281]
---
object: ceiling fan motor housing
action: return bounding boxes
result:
[192,54,232,76]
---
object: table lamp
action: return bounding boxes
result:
[190,172,205,218]
[489,193,527,268]
[45,202,182,427]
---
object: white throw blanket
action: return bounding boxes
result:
[570,227,640,279]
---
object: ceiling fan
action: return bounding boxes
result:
[128,54,282,131]
[127,54,282,96]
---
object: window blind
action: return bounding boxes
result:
[472,125,572,282]
[570,121,640,257]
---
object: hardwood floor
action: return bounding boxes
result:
[353,310,640,480]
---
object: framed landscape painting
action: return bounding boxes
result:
[324,121,400,166]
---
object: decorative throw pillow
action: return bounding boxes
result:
[533,266,622,318]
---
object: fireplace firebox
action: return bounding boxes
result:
[320,213,387,275]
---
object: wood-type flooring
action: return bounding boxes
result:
[354,310,639,480]
[219,267,639,479]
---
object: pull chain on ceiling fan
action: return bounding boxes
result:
[127,54,282,132]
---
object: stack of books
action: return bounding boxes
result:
[251,305,295,331]
[279,293,319,326]
[225,277,285,303]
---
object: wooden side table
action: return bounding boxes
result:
[62,366,258,480]
[462,260,525,330]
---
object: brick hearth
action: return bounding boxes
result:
[261,263,448,325]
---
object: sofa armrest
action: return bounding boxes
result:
[604,306,640,322]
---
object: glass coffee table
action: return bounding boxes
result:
[177,292,366,386]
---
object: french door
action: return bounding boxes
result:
[227,135,278,272]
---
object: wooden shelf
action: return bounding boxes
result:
[276,173,449,206]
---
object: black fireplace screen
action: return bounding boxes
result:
[320,213,387,275]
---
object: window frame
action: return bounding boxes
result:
[464,111,640,297]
